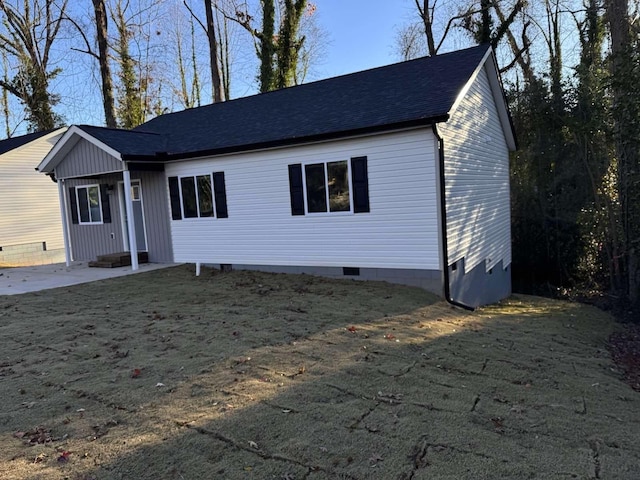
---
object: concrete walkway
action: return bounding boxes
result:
[0,262,175,296]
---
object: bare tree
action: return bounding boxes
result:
[606,0,640,304]
[93,0,117,127]
[1,51,11,137]
[204,0,224,101]
[0,0,68,131]
[225,0,312,92]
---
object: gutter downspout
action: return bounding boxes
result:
[432,124,474,311]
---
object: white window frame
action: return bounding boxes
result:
[177,174,216,220]
[301,160,353,215]
[76,184,103,225]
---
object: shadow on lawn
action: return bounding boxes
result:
[2,266,639,479]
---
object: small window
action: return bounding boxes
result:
[131,184,141,201]
[76,185,102,224]
[168,173,227,220]
[289,157,369,216]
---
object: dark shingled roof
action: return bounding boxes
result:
[78,45,491,160]
[0,129,57,155]
[77,125,166,157]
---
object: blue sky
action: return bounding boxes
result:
[5,0,474,135]
[315,0,415,77]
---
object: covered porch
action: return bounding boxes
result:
[36,126,174,270]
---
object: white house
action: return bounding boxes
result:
[0,128,67,266]
[37,45,516,308]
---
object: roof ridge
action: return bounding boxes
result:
[137,44,490,128]
[78,125,163,136]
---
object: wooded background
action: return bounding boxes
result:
[1,0,638,315]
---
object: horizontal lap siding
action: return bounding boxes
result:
[440,64,511,272]
[0,135,65,251]
[167,129,440,270]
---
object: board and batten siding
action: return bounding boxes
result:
[439,63,512,273]
[65,174,126,261]
[55,139,122,179]
[0,133,64,251]
[166,129,441,270]
[65,171,173,263]
[134,171,174,263]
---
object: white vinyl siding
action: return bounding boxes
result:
[0,133,65,252]
[166,129,440,270]
[439,64,512,273]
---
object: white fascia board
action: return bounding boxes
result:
[446,47,517,151]
[37,125,123,173]
[0,127,67,161]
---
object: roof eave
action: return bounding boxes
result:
[122,117,449,162]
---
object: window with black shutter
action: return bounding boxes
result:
[212,172,228,218]
[287,156,369,215]
[168,176,182,220]
[351,156,370,213]
[169,173,227,220]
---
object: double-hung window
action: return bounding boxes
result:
[288,156,369,216]
[168,172,228,220]
[68,184,112,225]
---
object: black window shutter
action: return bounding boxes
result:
[100,184,111,223]
[68,187,79,224]
[212,172,228,218]
[351,156,370,213]
[168,176,182,220]
[288,164,305,216]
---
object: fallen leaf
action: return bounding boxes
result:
[347,326,357,333]
[282,409,292,413]
[57,451,71,463]
[384,334,395,340]
[369,453,383,464]
[155,382,165,387]
[131,368,142,378]
[248,440,258,449]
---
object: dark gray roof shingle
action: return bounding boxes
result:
[0,129,58,155]
[78,45,491,160]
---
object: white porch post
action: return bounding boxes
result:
[122,165,139,271]
[57,177,72,267]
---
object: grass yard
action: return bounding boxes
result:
[0,265,638,479]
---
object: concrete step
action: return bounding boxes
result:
[89,252,149,268]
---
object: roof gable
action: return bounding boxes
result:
[0,128,66,157]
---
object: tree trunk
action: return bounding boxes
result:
[415,0,436,56]
[259,0,276,92]
[606,0,640,304]
[204,0,224,102]
[92,0,117,128]
[275,0,306,90]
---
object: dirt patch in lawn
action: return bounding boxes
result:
[0,265,639,479]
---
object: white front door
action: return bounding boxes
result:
[118,180,148,252]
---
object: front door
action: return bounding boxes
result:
[118,180,148,252]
